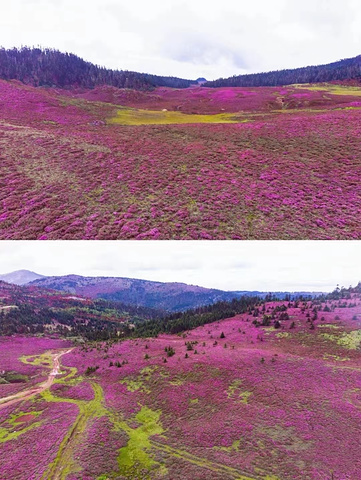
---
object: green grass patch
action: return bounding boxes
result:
[320,330,361,350]
[108,108,244,125]
[293,83,361,96]
[54,365,79,385]
[116,406,166,476]
[0,371,29,384]
[120,376,151,394]
[214,439,240,453]
[323,353,350,362]
[275,332,290,338]
[41,382,107,480]
[0,409,44,443]
[227,380,252,404]
[0,421,43,443]
[20,352,53,367]
[338,330,361,350]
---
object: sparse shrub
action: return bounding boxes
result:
[85,366,99,375]
[165,346,175,357]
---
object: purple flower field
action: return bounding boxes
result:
[1,80,361,239]
[1,294,360,479]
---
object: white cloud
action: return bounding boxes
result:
[1,0,360,79]
[0,241,360,293]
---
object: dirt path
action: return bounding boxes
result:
[0,349,73,410]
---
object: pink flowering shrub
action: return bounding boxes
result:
[0,336,70,396]
[2,294,355,479]
[0,399,78,479]
[50,381,94,401]
[0,80,361,239]
[1,292,361,476]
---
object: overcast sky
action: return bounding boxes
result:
[0,241,360,292]
[1,0,361,80]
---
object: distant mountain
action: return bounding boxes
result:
[0,270,44,285]
[204,54,361,88]
[29,274,254,312]
[196,77,207,84]
[1,271,324,312]
[0,47,197,90]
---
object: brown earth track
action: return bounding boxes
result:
[0,349,73,410]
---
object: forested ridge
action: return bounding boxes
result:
[204,54,361,87]
[0,47,196,90]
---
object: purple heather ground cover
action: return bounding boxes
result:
[1,296,361,479]
[0,336,70,397]
[1,79,361,239]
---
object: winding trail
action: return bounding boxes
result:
[0,349,73,411]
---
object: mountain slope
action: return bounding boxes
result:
[29,274,253,312]
[204,54,361,88]
[2,271,324,312]
[0,47,196,90]
[0,280,164,339]
[0,270,44,285]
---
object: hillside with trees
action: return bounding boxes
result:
[0,47,196,90]
[204,54,361,88]
[0,281,165,340]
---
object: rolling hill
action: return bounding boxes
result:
[204,53,361,87]
[0,47,196,90]
[0,270,323,312]
[28,273,260,312]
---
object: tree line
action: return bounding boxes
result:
[0,47,196,90]
[3,277,355,342]
[204,55,361,88]
[132,296,264,337]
